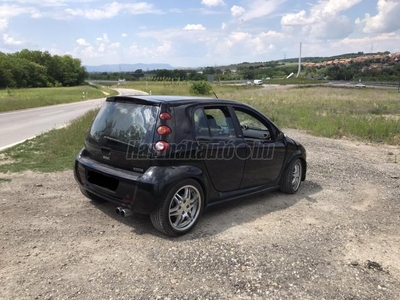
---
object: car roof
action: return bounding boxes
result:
[107,95,240,106]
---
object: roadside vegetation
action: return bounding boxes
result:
[0,84,398,173]
[0,85,117,112]
[0,49,87,88]
[0,110,98,173]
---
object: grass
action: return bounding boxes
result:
[223,86,399,144]
[0,109,98,173]
[123,81,259,95]
[124,82,400,144]
[0,85,117,112]
[0,83,398,173]
[0,178,11,182]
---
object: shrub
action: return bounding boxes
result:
[190,81,212,95]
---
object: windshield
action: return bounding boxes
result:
[88,102,158,147]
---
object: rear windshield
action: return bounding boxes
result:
[88,101,158,146]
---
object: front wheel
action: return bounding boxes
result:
[150,179,204,237]
[280,158,303,194]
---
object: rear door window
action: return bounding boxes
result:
[203,107,236,137]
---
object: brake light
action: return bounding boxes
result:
[154,141,170,152]
[159,112,172,120]
[157,125,172,135]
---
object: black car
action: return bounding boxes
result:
[74,95,307,236]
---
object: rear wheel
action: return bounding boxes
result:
[150,179,204,237]
[280,158,303,194]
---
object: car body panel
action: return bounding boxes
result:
[74,95,307,215]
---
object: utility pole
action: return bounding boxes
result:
[296,42,302,78]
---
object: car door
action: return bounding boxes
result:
[232,106,286,189]
[193,106,245,192]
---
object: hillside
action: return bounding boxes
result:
[85,63,174,73]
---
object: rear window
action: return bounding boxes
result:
[88,101,158,146]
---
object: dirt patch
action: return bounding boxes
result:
[0,129,399,299]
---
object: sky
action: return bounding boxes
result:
[0,0,400,67]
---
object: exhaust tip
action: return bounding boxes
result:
[116,207,122,215]
[116,207,133,217]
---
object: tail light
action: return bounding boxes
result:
[155,112,172,152]
[154,141,170,152]
[159,112,171,120]
[157,125,172,135]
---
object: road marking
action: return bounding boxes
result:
[0,123,70,152]
[39,110,65,117]
[0,136,37,151]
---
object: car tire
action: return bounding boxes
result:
[280,158,303,194]
[150,179,204,237]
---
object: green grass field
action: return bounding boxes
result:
[0,85,117,112]
[0,84,398,173]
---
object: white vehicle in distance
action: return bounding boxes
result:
[254,79,263,85]
[355,83,366,88]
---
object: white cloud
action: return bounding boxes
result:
[98,44,106,53]
[80,45,101,58]
[96,33,110,43]
[109,42,120,49]
[201,0,225,7]
[0,19,8,31]
[331,33,400,53]
[281,10,310,26]
[243,0,285,21]
[221,22,227,30]
[129,41,173,60]
[121,33,128,38]
[222,31,277,55]
[231,5,245,18]
[15,0,66,7]
[260,30,285,39]
[3,33,23,45]
[65,2,161,20]
[0,4,41,19]
[281,0,361,40]
[362,0,400,34]
[76,38,89,46]
[184,24,206,31]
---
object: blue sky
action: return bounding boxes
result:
[1,0,400,67]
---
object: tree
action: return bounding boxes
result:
[190,81,212,95]
[0,49,87,88]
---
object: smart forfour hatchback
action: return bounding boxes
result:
[74,95,307,236]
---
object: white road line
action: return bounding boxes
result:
[0,136,36,151]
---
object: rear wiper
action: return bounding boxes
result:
[103,135,129,145]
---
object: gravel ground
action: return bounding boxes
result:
[0,129,399,300]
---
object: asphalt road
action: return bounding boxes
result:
[0,88,146,151]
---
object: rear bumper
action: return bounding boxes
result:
[74,149,160,214]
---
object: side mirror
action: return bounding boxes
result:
[277,131,286,140]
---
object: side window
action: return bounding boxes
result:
[234,108,272,140]
[203,107,235,137]
[193,108,211,137]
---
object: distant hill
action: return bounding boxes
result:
[85,63,174,73]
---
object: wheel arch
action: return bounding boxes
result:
[280,151,307,182]
[142,165,210,208]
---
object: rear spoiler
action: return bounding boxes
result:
[106,96,160,106]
